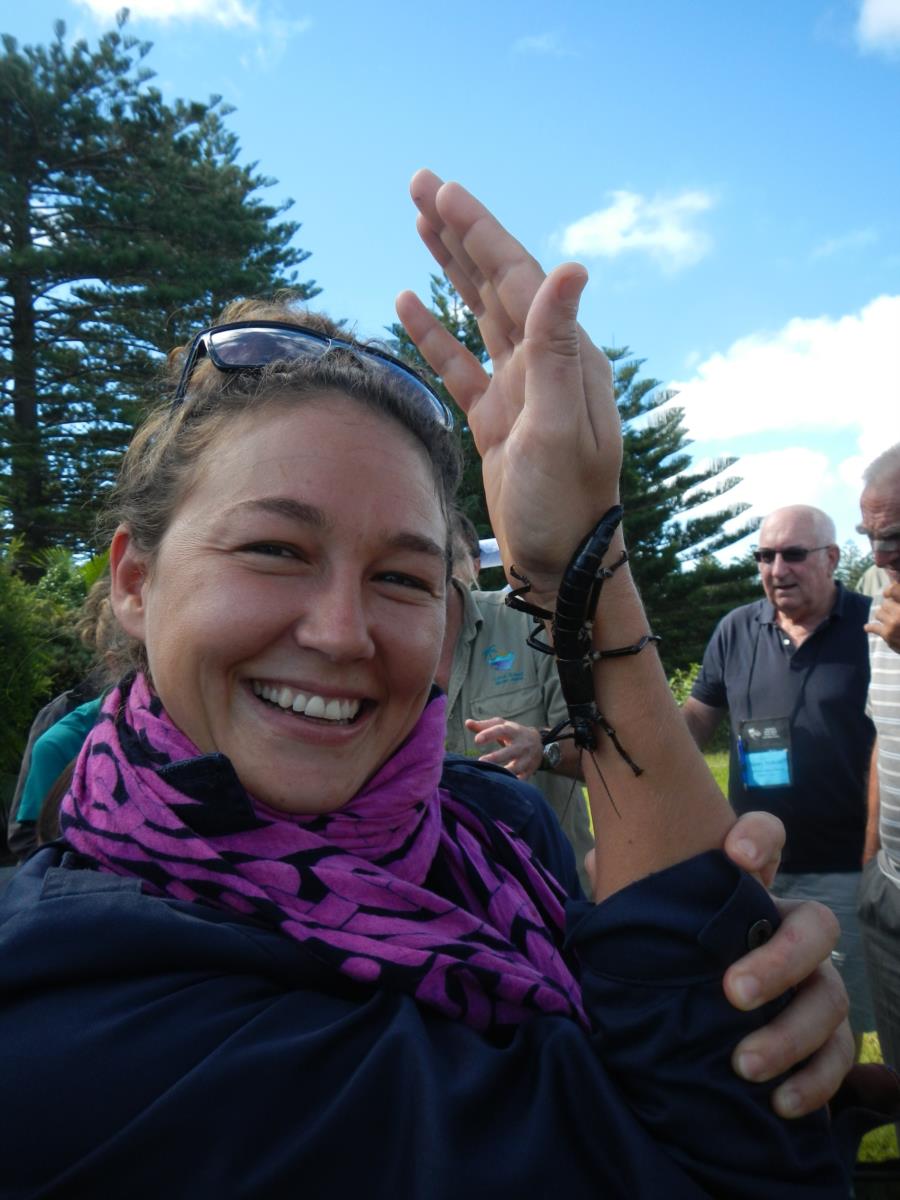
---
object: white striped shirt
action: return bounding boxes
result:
[870,632,900,882]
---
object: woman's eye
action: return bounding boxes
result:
[242,543,301,560]
[378,571,432,592]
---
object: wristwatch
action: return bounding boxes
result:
[541,740,562,770]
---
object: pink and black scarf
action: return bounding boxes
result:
[59,673,586,1033]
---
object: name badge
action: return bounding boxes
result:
[738,717,792,789]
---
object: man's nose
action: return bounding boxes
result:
[770,552,795,571]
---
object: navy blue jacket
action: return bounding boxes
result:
[0,759,852,1198]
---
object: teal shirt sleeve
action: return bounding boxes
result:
[16,697,103,822]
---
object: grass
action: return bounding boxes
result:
[857,1033,900,1164]
[704,750,729,796]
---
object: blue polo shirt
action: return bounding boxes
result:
[691,584,874,873]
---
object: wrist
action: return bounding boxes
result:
[540,734,562,771]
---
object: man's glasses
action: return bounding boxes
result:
[172,320,454,430]
[856,525,900,554]
[753,545,831,564]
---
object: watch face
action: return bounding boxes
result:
[543,741,562,769]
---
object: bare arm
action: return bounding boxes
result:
[577,542,733,900]
[399,171,853,1115]
[681,696,726,753]
[398,171,731,903]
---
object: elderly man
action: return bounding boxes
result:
[857,444,900,1083]
[682,504,876,1035]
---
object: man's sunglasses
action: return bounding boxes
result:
[752,545,830,564]
[856,525,900,554]
[172,320,454,430]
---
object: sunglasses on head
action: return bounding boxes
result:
[172,320,454,430]
[753,545,830,564]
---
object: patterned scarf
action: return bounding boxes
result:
[59,674,586,1032]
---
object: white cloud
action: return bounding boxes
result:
[707,447,836,519]
[77,0,312,64]
[669,295,900,443]
[811,227,877,259]
[75,0,258,26]
[240,16,313,68]
[512,31,569,56]
[688,445,872,555]
[856,0,900,54]
[669,295,900,550]
[561,190,715,272]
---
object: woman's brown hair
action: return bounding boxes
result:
[100,297,462,672]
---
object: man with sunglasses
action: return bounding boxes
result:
[858,444,900,1103]
[683,504,876,1037]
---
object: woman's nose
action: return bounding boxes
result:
[291,578,375,662]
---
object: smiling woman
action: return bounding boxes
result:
[111,396,450,814]
[0,176,885,1199]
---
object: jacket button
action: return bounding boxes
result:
[747,918,773,950]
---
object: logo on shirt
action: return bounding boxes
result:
[483,644,516,672]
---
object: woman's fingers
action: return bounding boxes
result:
[395,290,490,414]
[409,173,605,441]
[725,897,840,1009]
[723,811,785,888]
[519,264,599,434]
[732,962,854,1117]
[724,897,852,1114]
[411,172,548,361]
[413,214,486,320]
[410,172,513,357]
[770,1015,855,1119]
[413,213,487,321]
[433,180,547,336]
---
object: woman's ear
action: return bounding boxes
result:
[109,525,150,641]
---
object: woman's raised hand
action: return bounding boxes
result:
[396,170,623,603]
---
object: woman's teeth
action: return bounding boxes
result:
[252,681,360,723]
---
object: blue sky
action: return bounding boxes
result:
[7,0,900,557]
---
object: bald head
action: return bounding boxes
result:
[756,506,839,624]
[759,505,836,548]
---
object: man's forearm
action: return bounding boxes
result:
[681,696,725,752]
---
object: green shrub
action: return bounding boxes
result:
[668,663,701,707]
[0,545,95,787]
[0,549,55,781]
[31,549,95,700]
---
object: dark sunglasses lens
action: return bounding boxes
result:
[754,548,810,564]
[209,327,325,367]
